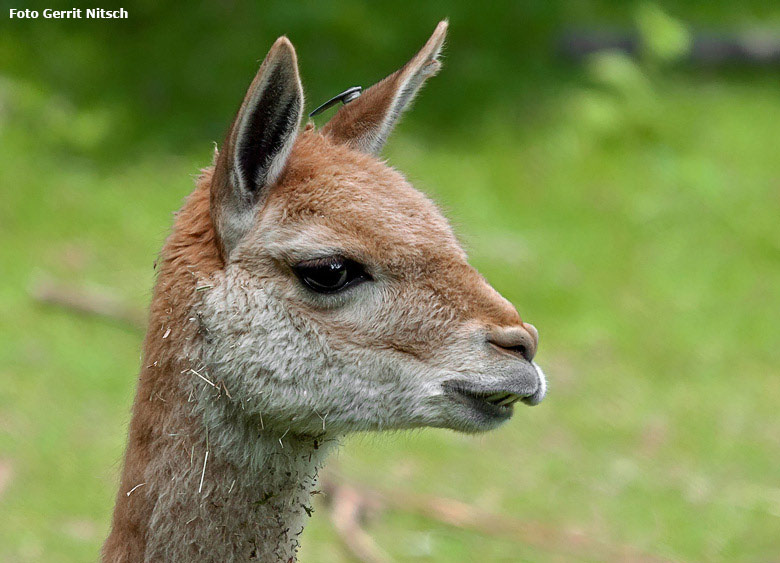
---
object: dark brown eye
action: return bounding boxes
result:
[292,256,370,294]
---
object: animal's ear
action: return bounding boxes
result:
[322,20,447,154]
[212,37,303,257]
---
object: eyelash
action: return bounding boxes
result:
[292,256,371,294]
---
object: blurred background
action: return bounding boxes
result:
[1,1,779,561]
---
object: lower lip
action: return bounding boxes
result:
[448,390,515,421]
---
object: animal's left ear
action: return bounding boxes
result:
[322,20,447,154]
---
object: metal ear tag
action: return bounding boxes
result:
[309,86,362,117]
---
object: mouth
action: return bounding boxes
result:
[444,386,523,423]
[441,362,546,430]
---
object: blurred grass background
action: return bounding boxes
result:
[1,1,779,561]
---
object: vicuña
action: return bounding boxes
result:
[103,20,546,562]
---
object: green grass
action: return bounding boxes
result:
[1,58,779,561]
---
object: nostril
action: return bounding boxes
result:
[512,344,534,362]
[508,344,531,362]
[489,340,534,362]
[487,324,538,362]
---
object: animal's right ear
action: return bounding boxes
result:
[212,37,303,258]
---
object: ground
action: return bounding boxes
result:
[1,33,779,562]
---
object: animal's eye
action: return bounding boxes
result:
[292,256,371,294]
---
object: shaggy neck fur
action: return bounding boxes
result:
[103,171,333,562]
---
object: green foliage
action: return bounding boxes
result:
[569,51,659,141]
[2,2,780,561]
[636,2,692,63]
[0,78,116,152]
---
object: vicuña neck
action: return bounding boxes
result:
[144,400,331,561]
[103,175,333,562]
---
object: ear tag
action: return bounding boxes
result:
[309,86,362,117]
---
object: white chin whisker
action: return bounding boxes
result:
[532,361,547,401]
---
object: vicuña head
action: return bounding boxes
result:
[104,20,546,562]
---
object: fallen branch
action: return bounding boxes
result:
[30,279,146,330]
[322,480,389,563]
[322,472,665,563]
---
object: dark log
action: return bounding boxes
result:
[559,30,780,66]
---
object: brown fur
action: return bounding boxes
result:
[103,174,222,560]
[261,129,524,341]
[323,21,448,153]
